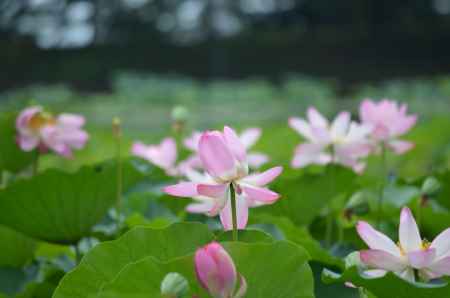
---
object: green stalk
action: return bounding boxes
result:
[230,183,238,242]
[32,150,40,176]
[376,143,387,229]
[113,117,123,235]
[325,149,336,248]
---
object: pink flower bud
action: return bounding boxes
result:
[194,242,246,298]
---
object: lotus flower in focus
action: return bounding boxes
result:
[359,99,417,154]
[289,107,372,173]
[131,138,178,176]
[357,207,450,282]
[164,126,282,230]
[16,106,89,158]
[183,127,269,170]
[195,242,247,298]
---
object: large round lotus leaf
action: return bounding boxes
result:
[0,225,36,268]
[0,160,144,244]
[323,266,450,298]
[0,112,34,174]
[96,241,314,298]
[258,166,357,226]
[53,222,214,298]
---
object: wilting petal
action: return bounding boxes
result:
[431,228,450,258]
[331,111,350,139]
[288,117,314,141]
[399,207,422,253]
[356,221,401,257]
[164,182,198,197]
[428,256,450,276]
[223,126,247,163]
[307,107,328,128]
[240,185,280,203]
[360,249,406,272]
[239,128,261,149]
[199,131,236,179]
[220,195,248,230]
[387,140,414,154]
[241,166,283,187]
[408,248,436,269]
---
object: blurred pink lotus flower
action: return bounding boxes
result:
[164,126,282,229]
[359,99,417,154]
[16,106,89,158]
[195,242,247,298]
[183,127,269,170]
[131,138,179,176]
[357,207,450,282]
[289,107,372,173]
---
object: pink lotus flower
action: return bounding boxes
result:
[195,242,247,298]
[131,138,178,176]
[16,106,89,158]
[164,126,282,229]
[183,128,269,170]
[289,107,372,173]
[359,99,417,154]
[357,207,450,282]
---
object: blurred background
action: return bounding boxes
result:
[2,1,450,297]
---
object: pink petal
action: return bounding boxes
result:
[240,185,280,203]
[356,221,401,257]
[307,107,328,127]
[310,126,331,144]
[387,140,414,155]
[199,131,236,179]
[57,114,85,128]
[220,195,248,230]
[399,207,422,253]
[431,228,450,258]
[163,182,198,197]
[291,143,330,168]
[241,166,283,186]
[186,201,215,214]
[160,138,178,168]
[331,111,350,138]
[239,128,261,149]
[247,153,269,169]
[197,184,228,199]
[428,256,450,276]
[16,106,42,132]
[223,126,247,163]
[359,99,376,124]
[18,135,39,151]
[183,131,202,151]
[408,248,436,269]
[359,249,406,272]
[288,117,314,141]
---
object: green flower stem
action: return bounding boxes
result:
[376,144,387,229]
[230,183,238,242]
[113,117,123,235]
[32,150,40,176]
[74,244,82,264]
[325,211,333,248]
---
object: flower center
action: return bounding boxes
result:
[29,112,55,131]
